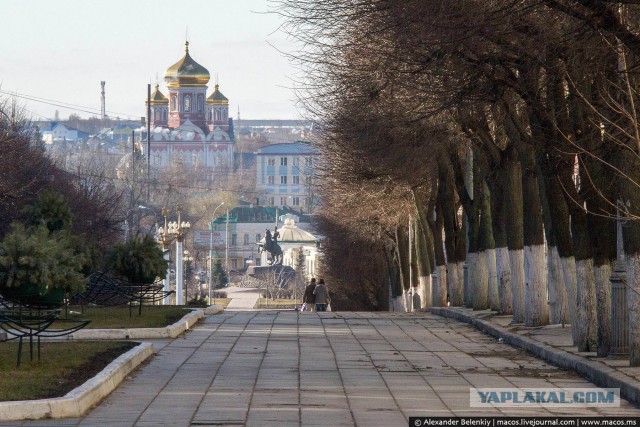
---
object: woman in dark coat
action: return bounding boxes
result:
[313,279,331,312]
[302,278,317,311]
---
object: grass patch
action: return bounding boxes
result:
[0,341,137,401]
[211,297,231,308]
[255,298,301,309]
[62,305,194,329]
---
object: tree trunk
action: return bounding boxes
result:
[495,246,512,314]
[547,246,568,324]
[490,168,511,314]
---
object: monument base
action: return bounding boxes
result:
[246,265,296,288]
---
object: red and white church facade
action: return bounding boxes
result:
[146,41,234,175]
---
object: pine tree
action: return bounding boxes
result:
[212,256,228,289]
[107,235,168,284]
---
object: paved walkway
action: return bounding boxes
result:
[224,286,261,310]
[6,311,640,427]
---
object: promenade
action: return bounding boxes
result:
[4,311,640,426]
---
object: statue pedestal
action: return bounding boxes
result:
[246,265,296,288]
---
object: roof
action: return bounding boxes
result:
[277,217,316,243]
[256,141,317,156]
[211,206,311,224]
[147,84,169,105]
[207,84,229,104]
[164,41,210,88]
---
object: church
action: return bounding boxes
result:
[146,41,235,176]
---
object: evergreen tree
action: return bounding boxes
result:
[212,256,228,289]
[24,189,73,233]
[107,235,168,284]
[295,247,306,277]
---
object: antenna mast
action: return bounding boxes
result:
[100,81,106,120]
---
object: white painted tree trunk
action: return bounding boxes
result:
[457,261,465,305]
[560,256,578,341]
[575,258,597,351]
[448,261,463,306]
[464,258,472,307]
[594,263,612,357]
[403,289,412,312]
[509,249,525,323]
[548,247,568,324]
[391,296,405,312]
[496,247,512,314]
[433,265,447,307]
[472,251,489,310]
[418,275,430,310]
[626,253,640,366]
[524,244,549,326]
[485,249,499,311]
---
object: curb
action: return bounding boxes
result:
[428,307,640,406]
[66,309,205,340]
[204,304,224,315]
[0,342,153,421]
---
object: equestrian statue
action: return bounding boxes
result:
[259,227,283,265]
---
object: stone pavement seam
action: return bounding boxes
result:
[189,311,260,426]
[244,311,277,423]
[318,314,357,426]
[429,307,640,406]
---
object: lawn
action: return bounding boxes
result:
[255,298,301,309]
[211,297,231,308]
[61,305,195,328]
[0,341,137,401]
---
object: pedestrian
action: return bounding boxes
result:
[302,278,317,312]
[313,278,331,312]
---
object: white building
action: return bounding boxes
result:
[255,142,319,211]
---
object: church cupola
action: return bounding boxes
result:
[206,84,229,131]
[164,41,209,129]
[147,84,169,128]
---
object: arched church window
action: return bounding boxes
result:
[209,110,212,122]
[223,109,228,120]
[215,109,220,121]
[163,110,167,121]
[198,95,204,112]
[171,95,177,111]
[184,95,191,112]
[155,109,160,120]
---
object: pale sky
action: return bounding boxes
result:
[0,0,302,121]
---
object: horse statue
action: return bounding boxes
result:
[259,228,283,265]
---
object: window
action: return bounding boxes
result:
[155,109,160,120]
[305,197,310,206]
[244,234,250,245]
[293,176,300,185]
[281,197,287,206]
[163,110,167,121]
[280,176,287,184]
[184,95,191,112]
[268,158,275,166]
[171,95,177,111]
[292,197,300,206]
[231,234,237,246]
[293,157,300,167]
[280,157,288,166]
[306,176,312,185]
[305,157,312,167]
[256,233,261,242]
[268,176,275,185]
[198,95,204,112]
[208,110,213,121]
[269,197,275,206]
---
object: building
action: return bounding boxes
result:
[145,41,235,176]
[41,122,89,144]
[192,205,315,273]
[255,141,319,211]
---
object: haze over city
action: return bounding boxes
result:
[0,0,300,121]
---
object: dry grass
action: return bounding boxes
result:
[61,306,195,329]
[255,298,301,309]
[0,341,137,401]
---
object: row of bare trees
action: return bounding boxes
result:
[278,0,640,365]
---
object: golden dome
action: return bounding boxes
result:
[147,84,169,105]
[207,84,229,105]
[164,41,210,88]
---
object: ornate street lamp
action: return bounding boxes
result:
[157,205,191,305]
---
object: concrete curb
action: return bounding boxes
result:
[204,304,224,315]
[0,342,153,421]
[429,307,640,406]
[66,309,205,340]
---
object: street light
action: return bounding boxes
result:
[183,250,194,303]
[157,205,191,305]
[209,202,225,305]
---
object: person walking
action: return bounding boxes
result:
[302,278,317,312]
[313,278,331,312]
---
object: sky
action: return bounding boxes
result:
[0,0,302,121]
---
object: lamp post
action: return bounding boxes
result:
[183,250,193,303]
[157,205,191,305]
[209,202,225,305]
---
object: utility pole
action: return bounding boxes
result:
[225,209,230,272]
[130,131,135,213]
[147,83,151,201]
